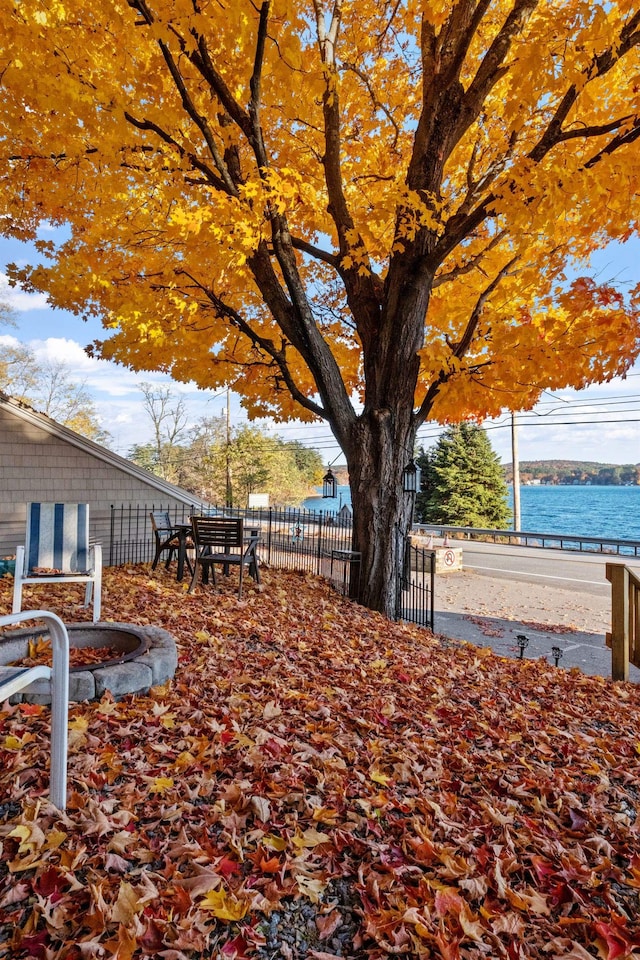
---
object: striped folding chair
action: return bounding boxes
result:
[12,503,102,622]
[0,610,69,810]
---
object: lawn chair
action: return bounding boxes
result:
[150,511,180,570]
[0,610,69,810]
[188,516,260,599]
[150,511,194,580]
[13,503,102,622]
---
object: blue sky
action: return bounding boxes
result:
[1,232,639,466]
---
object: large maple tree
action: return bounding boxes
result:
[1,1,640,615]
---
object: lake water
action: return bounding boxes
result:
[303,484,640,542]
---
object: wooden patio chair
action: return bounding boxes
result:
[0,609,70,809]
[188,516,260,599]
[13,503,102,622]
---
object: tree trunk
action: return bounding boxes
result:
[346,410,415,618]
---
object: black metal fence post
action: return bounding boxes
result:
[316,511,324,577]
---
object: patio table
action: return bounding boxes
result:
[173,523,194,582]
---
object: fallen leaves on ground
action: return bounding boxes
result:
[519,622,576,635]
[11,636,125,670]
[1,566,640,959]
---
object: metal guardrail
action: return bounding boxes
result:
[413,523,640,557]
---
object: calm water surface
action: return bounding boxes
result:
[303,484,640,542]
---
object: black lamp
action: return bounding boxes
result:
[322,468,337,498]
[551,646,563,667]
[402,458,419,494]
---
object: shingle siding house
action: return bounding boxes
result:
[0,391,203,561]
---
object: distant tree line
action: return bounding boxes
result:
[503,461,640,486]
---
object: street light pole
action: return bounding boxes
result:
[511,411,521,531]
[225,387,232,509]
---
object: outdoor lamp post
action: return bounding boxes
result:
[402,459,419,495]
[551,646,563,667]
[322,469,337,499]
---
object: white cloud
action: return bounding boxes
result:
[0,274,49,312]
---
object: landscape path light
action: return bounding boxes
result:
[516,634,529,659]
[551,646,563,667]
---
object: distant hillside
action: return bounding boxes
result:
[503,460,640,486]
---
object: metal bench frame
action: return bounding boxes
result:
[0,610,69,809]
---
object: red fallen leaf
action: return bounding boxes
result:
[263,737,286,757]
[221,934,252,958]
[19,931,49,959]
[0,879,30,907]
[316,909,343,941]
[140,918,164,951]
[34,865,65,899]
[594,917,640,960]
[258,855,281,873]
[434,932,461,960]
[218,857,241,878]
[531,855,557,885]
[170,885,192,915]
[568,807,589,830]
[434,888,464,916]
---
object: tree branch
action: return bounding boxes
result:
[416,255,518,425]
[450,254,519,361]
[530,10,640,163]
[178,268,327,419]
[458,0,538,139]
[585,120,640,169]
[290,235,341,269]
[123,111,230,192]
[248,1,271,169]
[126,0,241,194]
[433,231,506,288]
[342,60,400,151]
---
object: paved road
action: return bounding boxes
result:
[455,539,640,597]
[429,540,640,682]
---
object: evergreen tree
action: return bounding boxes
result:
[416,424,511,529]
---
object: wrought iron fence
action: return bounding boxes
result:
[109,503,435,630]
[399,542,436,630]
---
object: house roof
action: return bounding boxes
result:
[0,390,201,507]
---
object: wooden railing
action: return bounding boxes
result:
[606,563,640,681]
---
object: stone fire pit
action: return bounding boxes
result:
[0,622,178,702]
